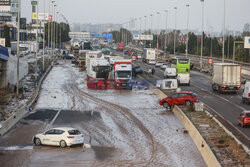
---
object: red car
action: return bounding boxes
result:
[238,111,250,127]
[159,92,199,108]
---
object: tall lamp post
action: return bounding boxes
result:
[174,7,177,56]
[164,10,168,53]
[16,0,21,96]
[144,16,147,34]
[222,0,226,63]
[157,12,160,49]
[186,4,190,58]
[200,0,204,69]
[42,0,46,71]
[51,1,55,57]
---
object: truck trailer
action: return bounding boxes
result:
[87,58,111,89]
[143,48,156,64]
[212,63,241,93]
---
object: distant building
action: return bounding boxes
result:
[72,23,121,33]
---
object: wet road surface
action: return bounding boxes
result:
[0,60,206,167]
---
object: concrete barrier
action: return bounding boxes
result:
[0,64,53,136]
[150,87,221,167]
[173,106,221,167]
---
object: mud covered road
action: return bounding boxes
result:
[0,60,206,167]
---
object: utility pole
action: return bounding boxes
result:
[222,0,225,63]
[200,0,204,69]
[174,7,177,56]
[186,4,190,58]
[164,10,168,53]
[16,0,21,96]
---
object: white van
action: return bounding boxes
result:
[148,59,156,65]
[177,73,190,85]
[164,68,177,79]
[156,79,178,90]
[242,82,250,104]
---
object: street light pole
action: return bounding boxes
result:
[144,16,147,34]
[16,0,21,96]
[200,0,204,69]
[51,1,55,57]
[42,0,46,71]
[222,0,225,63]
[54,5,56,51]
[150,14,153,34]
[157,12,160,49]
[174,7,177,56]
[35,1,39,85]
[186,4,190,58]
[164,10,168,53]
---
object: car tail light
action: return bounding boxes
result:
[67,136,74,139]
[248,93,250,98]
[221,87,226,90]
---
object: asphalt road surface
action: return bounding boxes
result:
[0,60,206,167]
[124,51,250,148]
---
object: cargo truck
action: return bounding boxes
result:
[212,63,241,93]
[117,43,124,51]
[143,48,156,64]
[113,60,132,89]
[87,58,111,89]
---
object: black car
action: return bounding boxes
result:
[132,66,143,76]
[124,50,129,55]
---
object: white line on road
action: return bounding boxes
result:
[46,110,61,129]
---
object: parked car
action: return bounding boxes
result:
[124,50,129,55]
[238,111,250,127]
[159,92,199,108]
[155,62,164,67]
[133,66,143,76]
[242,82,250,104]
[33,127,84,148]
[148,59,156,65]
[137,53,142,59]
[161,63,168,69]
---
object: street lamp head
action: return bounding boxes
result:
[174,7,177,10]
[52,1,55,3]
[165,10,168,13]
[186,4,190,7]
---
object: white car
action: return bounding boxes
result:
[33,127,84,148]
[155,62,164,67]
[161,63,168,69]
[148,59,156,65]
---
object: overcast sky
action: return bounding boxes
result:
[21,0,250,32]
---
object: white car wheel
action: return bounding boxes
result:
[35,138,41,146]
[60,140,67,148]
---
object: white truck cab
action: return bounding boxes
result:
[242,82,250,104]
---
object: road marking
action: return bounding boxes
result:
[192,83,247,111]
[46,110,61,129]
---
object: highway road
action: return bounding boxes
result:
[0,60,206,167]
[115,50,250,149]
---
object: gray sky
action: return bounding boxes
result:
[21,0,250,32]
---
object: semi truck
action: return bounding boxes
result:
[212,63,241,93]
[73,42,80,55]
[143,48,156,64]
[85,51,102,67]
[117,43,124,51]
[87,58,111,89]
[113,60,132,89]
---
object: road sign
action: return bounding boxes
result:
[244,37,250,49]
[208,58,213,64]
